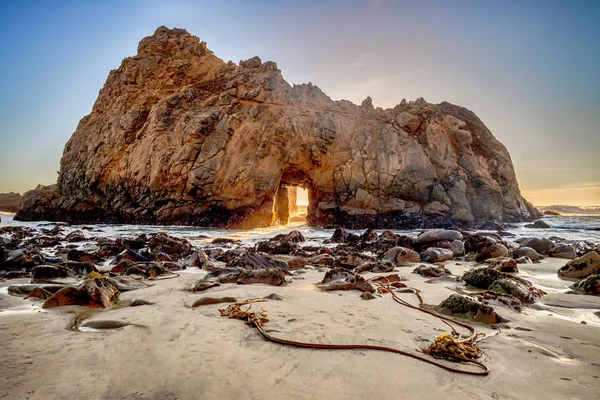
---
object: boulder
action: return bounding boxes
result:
[524,220,550,229]
[148,233,191,259]
[513,247,541,261]
[271,230,305,243]
[2,249,36,271]
[488,278,545,303]
[361,228,379,243]
[435,240,465,256]
[236,268,286,286]
[42,278,118,308]
[548,244,577,260]
[416,230,463,244]
[476,244,509,262]
[31,265,72,281]
[419,247,454,263]
[382,246,420,266]
[483,257,519,273]
[571,274,600,295]
[520,237,554,255]
[462,267,505,289]
[256,240,298,255]
[558,251,600,279]
[436,294,505,324]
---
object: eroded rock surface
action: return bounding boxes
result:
[16,26,538,228]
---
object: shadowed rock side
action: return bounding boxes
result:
[16,26,539,228]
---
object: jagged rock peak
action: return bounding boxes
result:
[16,26,539,228]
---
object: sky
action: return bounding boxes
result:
[0,0,598,206]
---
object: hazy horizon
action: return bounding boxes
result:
[1,0,599,205]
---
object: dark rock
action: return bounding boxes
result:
[321,267,355,284]
[436,294,505,324]
[2,249,36,271]
[256,239,298,255]
[106,276,149,291]
[271,230,305,243]
[192,296,237,307]
[354,260,395,274]
[211,238,241,245]
[334,252,376,269]
[488,278,545,303]
[382,246,420,266]
[190,281,221,292]
[111,249,153,264]
[42,278,118,308]
[462,267,505,289]
[31,265,72,281]
[148,232,191,259]
[571,274,600,295]
[228,251,288,271]
[264,293,284,300]
[435,240,465,256]
[524,220,550,229]
[361,228,379,243]
[237,268,286,286]
[67,249,102,264]
[484,257,519,273]
[65,230,86,242]
[520,237,554,255]
[419,247,454,263]
[548,244,577,260]
[360,292,376,300]
[413,265,451,277]
[513,247,541,261]
[416,230,463,244]
[475,244,509,262]
[475,291,522,312]
[327,228,360,244]
[307,254,335,267]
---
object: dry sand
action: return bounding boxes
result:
[1,259,599,400]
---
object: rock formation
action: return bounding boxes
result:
[0,192,22,213]
[16,26,539,228]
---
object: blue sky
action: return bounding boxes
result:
[0,0,599,205]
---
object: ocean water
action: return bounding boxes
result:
[1,211,599,245]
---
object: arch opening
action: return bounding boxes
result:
[274,171,313,226]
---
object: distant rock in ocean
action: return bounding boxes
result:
[16,26,539,228]
[0,192,22,213]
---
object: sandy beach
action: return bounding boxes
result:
[2,256,599,400]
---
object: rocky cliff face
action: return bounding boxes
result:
[16,26,539,228]
[0,192,22,213]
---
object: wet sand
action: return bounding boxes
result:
[1,258,599,400]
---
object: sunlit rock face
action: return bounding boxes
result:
[16,26,538,228]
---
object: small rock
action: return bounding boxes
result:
[513,247,541,261]
[192,296,237,307]
[382,246,420,266]
[524,220,550,229]
[416,230,463,244]
[130,299,155,307]
[264,293,284,300]
[571,274,600,295]
[360,292,376,300]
